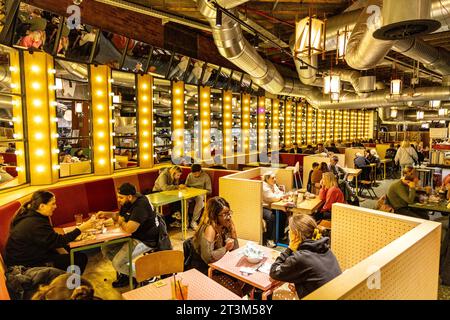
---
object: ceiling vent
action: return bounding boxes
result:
[373,0,441,40]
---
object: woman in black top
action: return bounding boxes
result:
[5,190,95,273]
[270,214,341,299]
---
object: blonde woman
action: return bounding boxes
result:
[317,172,345,220]
[269,214,341,299]
[394,140,418,172]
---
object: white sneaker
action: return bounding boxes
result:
[169,221,182,228]
[172,211,182,220]
[266,240,276,248]
[190,221,198,230]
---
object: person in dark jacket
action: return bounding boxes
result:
[289,143,302,154]
[98,182,160,288]
[270,214,341,299]
[5,190,95,273]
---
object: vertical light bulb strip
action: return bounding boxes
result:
[342,110,349,142]
[137,74,153,168]
[8,48,26,184]
[23,51,57,184]
[296,102,303,146]
[172,81,185,159]
[271,99,280,152]
[257,96,266,153]
[91,65,113,175]
[46,54,59,181]
[284,99,292,148]
[242,93,251,157]
[307,105,313,145]
[222,90,233,157]
[200,86,211,161]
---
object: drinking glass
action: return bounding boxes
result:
[171,276,188,300]
[74,213,83,226]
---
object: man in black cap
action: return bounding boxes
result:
[97,182,160,288]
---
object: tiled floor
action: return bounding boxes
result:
[82,179,450,300]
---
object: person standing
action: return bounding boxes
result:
[98,183,161,288]
[185,164,212,230]
[394,141,418,173]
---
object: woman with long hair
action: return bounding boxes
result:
[189,197,238,274]
[316,172,345,221]
[270,214,341,299]
[5,190,95,273]
[394,140,418,173]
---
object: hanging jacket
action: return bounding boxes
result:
[269,237,342,298]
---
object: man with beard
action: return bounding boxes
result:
[97,183,160,287]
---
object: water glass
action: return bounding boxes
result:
[74,213,83,226]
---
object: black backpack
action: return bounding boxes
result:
[156,215,172,251]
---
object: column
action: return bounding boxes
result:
[137,74,153,168]
[241,93,250,156]
[271,99,280,151]
[90,64,114,175]
[172,81,185,159]
[222,90,233,158]
[23,51,59,185]
[284,99,292,148]
[199,86,211,161]
[257,96,266,153]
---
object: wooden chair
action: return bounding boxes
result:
[135,250,184,284]
[358,166,377,199]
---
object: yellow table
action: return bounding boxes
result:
[345,168,362,194]
[380,159,392,180]
[148,188,208,240]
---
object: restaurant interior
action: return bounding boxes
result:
[0,0,449,301]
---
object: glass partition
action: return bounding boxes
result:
[111,70,138,169]
[249,95,258,152]
[232,93,242,154]
[153,78,172,164]
[211,89,223,162]
[0,45,26,190]
[54,59,93,177]
[184,84,199,162]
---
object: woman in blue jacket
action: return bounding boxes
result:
[270,214,342,298]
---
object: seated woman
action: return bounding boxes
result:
[262,172,289,248]
[269,214,342,299]
[190,197,238,274]
[5,190,95,274]
[32,273,102,300]
[316,172,345,221]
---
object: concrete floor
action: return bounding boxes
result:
[82,178,450,300]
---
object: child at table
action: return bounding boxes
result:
[269,214,341,299]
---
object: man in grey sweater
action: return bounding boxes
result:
[185,164,212,230]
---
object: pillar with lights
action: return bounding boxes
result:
[199,86,211,161]
[23,51,59,185]
[137,74,153,168]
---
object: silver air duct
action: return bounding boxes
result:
[373,0,441,40]
[393,38,450,75]
[345,0,396,70]
[197,0,285,93]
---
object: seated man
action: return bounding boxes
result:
[327,143,340,154]
[0,155,14,183]
[315,143,328,154]
[328,155,347,184]
[185,164,212,230]
[303,145,315,155]
[153,165,186,227]
[99,183,160,288]
[290,143,302,154]
[386,166,429,220]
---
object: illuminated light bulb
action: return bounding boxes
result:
[176,120,181,126]
[203,102,208,107]
[143,154,149,160]
[9,66,18,72]
[99,159,106,165]
[99,145,105,151]
[35,133,43,140]
[203,121,208,125]
[48,68,56,74]
[53,165,60,170]
[143,142,149,148]
[32,82,40,90]
[143,131,149,137]
[49,85,57,91]
[142,95,148,101]
[98,131,105,138]
[96,76,103,83]
[13,133,20,139]
[176,99,181,105]
[110,119,116,124]
[33,99,42,107]
[53,149,60,154]
[175,88,181,95]
[142,107,149,113]
[96,90,103,96]
[31,65,40,73]
[176,110,181,115]
[142,119,148,125]
[203,111,209,116]
[50,101,58,107]
[98,118,104,124]
[36,165,45,173]
[97,104,104,111]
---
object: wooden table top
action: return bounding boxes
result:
[61,224,131,249]
[409,201,450,214]
[345,168,362,176]
[147,188,208,206]
[122,268,242,300]
[208,245,282,291]
[271,197,324,215]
